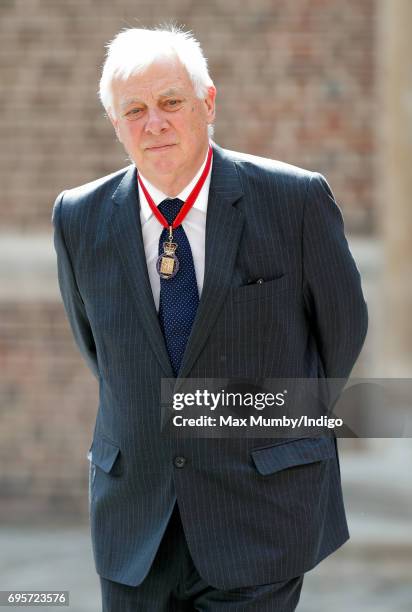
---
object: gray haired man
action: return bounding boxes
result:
[53,26,368,611]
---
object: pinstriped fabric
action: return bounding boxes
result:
[249,437,336,475]
[52,142,368,591]
[100,504,304,611]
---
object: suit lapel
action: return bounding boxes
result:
[177,144,244,381]
[110,165,174,377]
[109,146,244,383]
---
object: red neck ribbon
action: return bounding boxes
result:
[137,144,213,230]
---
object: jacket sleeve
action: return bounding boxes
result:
[302,172,368,381]
[52,192,100,380]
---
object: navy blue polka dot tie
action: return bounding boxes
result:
[158,198,199,376]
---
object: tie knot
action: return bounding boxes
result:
[158,198,184,225]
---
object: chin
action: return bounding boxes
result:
[151,157,181,175]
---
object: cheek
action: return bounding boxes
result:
[120,123,142,147]
[189,106,208,134]
[190,118,207,137]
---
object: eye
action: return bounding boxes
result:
[164,98,183,110]
[125,108,144,119]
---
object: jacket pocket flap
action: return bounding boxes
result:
[251,437,335,476]
[88,435,120,474]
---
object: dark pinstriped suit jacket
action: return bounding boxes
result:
[52,142,368,589]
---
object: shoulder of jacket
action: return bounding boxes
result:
[216,144,317,184]
[56,164,133,209]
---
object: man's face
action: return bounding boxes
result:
[109,59,216,191]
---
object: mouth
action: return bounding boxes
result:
[146,144,176,152]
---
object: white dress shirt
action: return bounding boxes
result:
[138,150,212,311]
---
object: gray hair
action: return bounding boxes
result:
[99,26,214,117]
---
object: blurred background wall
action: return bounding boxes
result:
[0,0,411,610]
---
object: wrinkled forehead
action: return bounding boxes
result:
[112,58,195,106]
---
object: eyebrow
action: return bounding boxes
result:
[120,98,145,110]
[159,88,183,97]
[120,88,185,110]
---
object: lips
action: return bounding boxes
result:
[146,144,176,151]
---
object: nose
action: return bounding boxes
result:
[144,108,169,135]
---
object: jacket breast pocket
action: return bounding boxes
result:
[231,275,289,303]
[250,436,336,476]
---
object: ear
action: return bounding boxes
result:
[204,85,217,124]
[108,110,122,142]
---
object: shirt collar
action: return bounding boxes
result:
[137,148,212,223]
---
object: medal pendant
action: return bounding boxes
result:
[156,241,179,279]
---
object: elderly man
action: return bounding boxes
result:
[52,26,368,612]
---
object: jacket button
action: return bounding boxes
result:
[174,456,187,468]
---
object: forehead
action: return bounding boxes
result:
[112,60,195,106]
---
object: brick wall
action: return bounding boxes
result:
[0,302,97,522]
[0,0,377,522]
[0,0,376,231]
